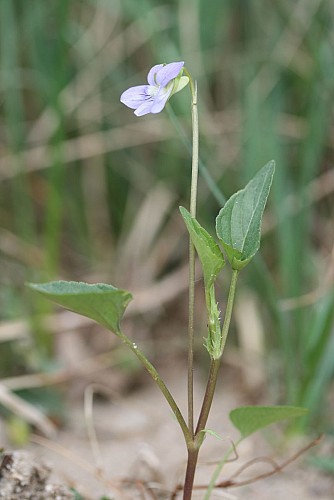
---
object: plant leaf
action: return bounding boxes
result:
[216,161,275,270]
[197,427,224,447]
[28,281,132,335]
[180,206,225,288]
[230,405,308,438]
[199,428,224,440]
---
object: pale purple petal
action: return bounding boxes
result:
[155,61,184,87]
[134,86,172,116]
[120,85,149,109]
[150,87,173,113]
[134,99,155,116]
[147,64,164,85]
[120,61,186,116]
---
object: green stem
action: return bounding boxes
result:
[186,73,199,218]
[165,105,226,206]
[182,270,239,499]
[220,269,239,355]
[204,437,243,500]
[119,330,191,445]
[184,68,199,438]
[196,270,239,435]
[195,358,221,435]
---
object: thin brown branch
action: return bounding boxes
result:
[216,435,322,489]
[175,435,322,495]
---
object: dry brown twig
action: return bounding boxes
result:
[170,435,322,498]
[215,434,322,489]
[0,383,56,438]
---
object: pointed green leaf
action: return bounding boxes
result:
[216,161,275,270]
[180,206,225,288]
[230,405,308,438]
[28,281,132,335]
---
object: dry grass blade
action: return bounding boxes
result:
[29,433,118,493]
[0,349,123,391]
[0,227,44,266]
[0,121,173,180]
[117,183,177,287]
[84,384,115,473]
[0,310,92,343]
[0,383,56,437]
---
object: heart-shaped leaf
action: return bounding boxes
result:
[230,405,308,438]
[216,161,275,270]
[28,281,132,335]
[180,206,225,288]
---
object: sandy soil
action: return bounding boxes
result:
[1,365,331,500]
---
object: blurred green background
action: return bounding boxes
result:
[0,0,333,444]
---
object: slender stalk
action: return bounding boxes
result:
[182,359,220,500]
[187,243,196,438]
[165,104,226,206]
[220,269,239,354]
[204,437,243,500]
[195,358,221,435]
[196,270,239,435]
[182,269,239,499]
[183,447,200,500]
[187,76,199,217]
[184,69,199,438]
[119,330,192,445]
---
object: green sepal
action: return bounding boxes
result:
[216,161,275,270]
[28,281,132,335]
[172,76,189,95]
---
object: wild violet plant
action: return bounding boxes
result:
[29,62,308,499]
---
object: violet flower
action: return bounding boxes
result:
[120,61,189,116]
